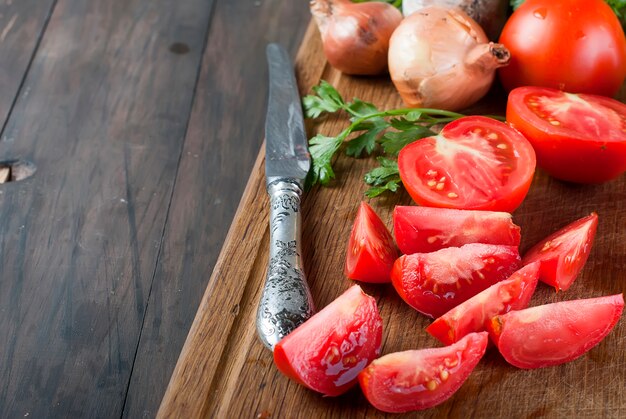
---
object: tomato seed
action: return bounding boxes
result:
[447,192,458,198]
[427,180,437,187]
[436,183,445,190]
[440,370,450,381]
[427,236,437,244]
[488,132,498,140]
[497,143,507,149]
[550,120,561,126]
[426,380,438,391]
[444,357,458,368]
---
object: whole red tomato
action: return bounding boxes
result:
[498,0,626,96]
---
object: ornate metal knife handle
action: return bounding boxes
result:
[256,179,315,350]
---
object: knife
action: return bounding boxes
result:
[256,43,316,350]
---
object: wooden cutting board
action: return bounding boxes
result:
[158,23,626,418]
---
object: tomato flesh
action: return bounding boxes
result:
[393,206,521,254]
[358,332,488,413]
[522,213,598,292]
[398,116,536,212]
[498,0,626,96]
[273,285,383,396]
[507,87,626,183]
[391,243,521,318]
[427,262,540,345]
[488,294,624,369]
[345,202,398,283]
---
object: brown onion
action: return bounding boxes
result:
[310,0,403,75]
[388,6,510,111]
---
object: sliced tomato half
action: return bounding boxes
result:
[273,285,383,396]
[397,116,536,212]
[522,213,598,292]
[507,87,626,183]
[358,332,488,413]
[427,262,540,345]
[391,243,521,318]
[488,294,624,369]
[345,202,398,283]
[393,206,521,254]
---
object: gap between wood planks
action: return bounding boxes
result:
[0,0,59,141]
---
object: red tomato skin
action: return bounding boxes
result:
[358,332,488,413]
[498,0,626,96]
[522,213,598,292]
[393,206,521,254]
[391,243,522,318]
[427,262,540,345]
[273,285,383,396]
[507,87,626,183]
[345,202,398,283]
[398,116,536,213]
[487,294,624,369]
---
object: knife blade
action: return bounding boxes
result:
[264,43,311,187]
[256,43,315,350]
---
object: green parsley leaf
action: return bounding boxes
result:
[345,123,387,157]
[306,133,344,187]
[346,98,379,117]
[363,158,402,197]
[380,125,436,155]
[302,80,346,118]
[352,0,402,8]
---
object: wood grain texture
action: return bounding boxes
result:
[121,1,311,417]
[0,0,57,130]
[160,20,626,418]
[0,0,213,416]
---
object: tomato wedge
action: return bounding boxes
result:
[273,285,383,396]
[487,294,624,369]
[358,332,488,413]
[397,116,536,212]
[427,262,540,345]
[507,87,626,183]
[345,202,398,283]
[522,213,598,292]
[391,243,521,318]
[393,206,521,254]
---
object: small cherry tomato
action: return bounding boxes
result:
[391,243,521,318]
[358,332,488,413]
[427,262,540,345]
[393,206,521,254]
[344,202,397,283]
[522,213,598,292]
[498,0,626,96]
[273,285,383,396]
[488,294,624,369]
[398,116,536,212]
[507,87,626,183]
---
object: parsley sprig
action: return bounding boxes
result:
[351,0,403,8]
[303,80,465,196]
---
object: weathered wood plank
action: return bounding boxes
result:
[159,22,626,418]
[123,1,311,417]
[0,0,213,416]
[0,0,57,131]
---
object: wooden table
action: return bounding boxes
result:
[158,14,626,419]
[0,0,310,416]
